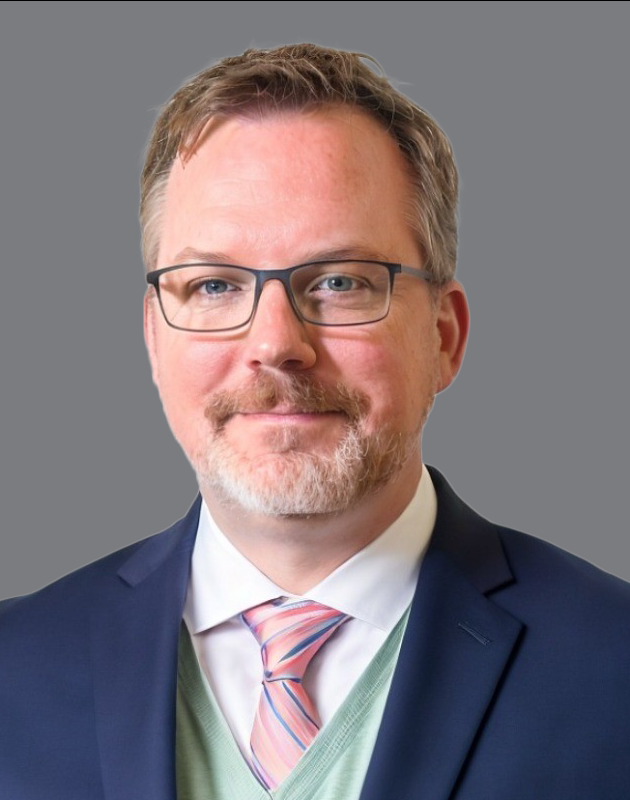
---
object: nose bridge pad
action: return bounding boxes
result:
[248,274,317,369]
[257,275,303,324]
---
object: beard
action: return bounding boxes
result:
[188,372,434,518]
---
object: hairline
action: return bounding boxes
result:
[143,103,443,295]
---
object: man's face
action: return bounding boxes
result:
[145,108,463,516]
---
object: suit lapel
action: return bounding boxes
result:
[360,468,524,800]
[90,497,201,800]
[89,469,522,800]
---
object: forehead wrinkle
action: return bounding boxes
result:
[171,111,387,208]
[159,109,420,270]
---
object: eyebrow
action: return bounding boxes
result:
[170,245,394,266]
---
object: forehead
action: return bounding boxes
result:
[157,108,419,267]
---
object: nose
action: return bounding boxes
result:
[242,280,317,372]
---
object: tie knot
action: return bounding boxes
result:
[241,597,349,681]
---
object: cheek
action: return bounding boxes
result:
[325,341,407,421]
[335,328,438,430]
[155,337,236,416]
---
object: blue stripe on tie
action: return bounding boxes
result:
[279,617,344,662]
[283,682,319,729]
[262,619,308,651]
[282,598,310,611]
[261,613,334,651]
[250,744,272,789]
[263,684,306,751]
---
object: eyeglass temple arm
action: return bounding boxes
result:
[399,265,434,283]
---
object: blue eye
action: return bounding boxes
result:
[201,279,234,294]
[319,275,358,292]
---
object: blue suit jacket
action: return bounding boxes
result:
[1,466,629,799]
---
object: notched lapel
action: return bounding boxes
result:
[90,497,201,800]
[360,469,524,800]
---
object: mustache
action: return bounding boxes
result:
[205,373,370,429]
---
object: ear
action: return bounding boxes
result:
[144,289,160,387]
[435,280,470,393]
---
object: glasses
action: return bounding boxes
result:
[146,259,433,332]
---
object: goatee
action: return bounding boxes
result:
[189,373,427,517]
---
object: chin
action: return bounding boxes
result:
[189,423,419,518]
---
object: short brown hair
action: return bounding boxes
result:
[140,43,458,283]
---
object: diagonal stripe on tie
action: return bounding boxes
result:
[241,596,350,790]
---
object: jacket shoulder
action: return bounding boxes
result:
[497,523,630,609]
[491,523,630,690]
[0,497,200,635]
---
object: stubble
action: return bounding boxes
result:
[189,372,434,518]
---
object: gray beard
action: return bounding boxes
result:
[187,371,434,518]
[193,422,421,518]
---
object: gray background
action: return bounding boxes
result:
[1,1,628,599]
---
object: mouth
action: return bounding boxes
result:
[234,408,345,423]
[205,374,369,432]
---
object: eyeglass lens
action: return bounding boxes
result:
[156,262,392,330]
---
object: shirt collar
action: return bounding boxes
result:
[184,464,437,634]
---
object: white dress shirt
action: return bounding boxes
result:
[183,465,437,759]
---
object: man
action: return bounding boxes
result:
[1,43,629,800]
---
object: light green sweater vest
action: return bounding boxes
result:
[176,607,410,800]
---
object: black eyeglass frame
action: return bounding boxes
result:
[146,259,434,332]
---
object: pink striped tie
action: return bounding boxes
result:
[241,596,350,790]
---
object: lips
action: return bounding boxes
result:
[238,406,340,416]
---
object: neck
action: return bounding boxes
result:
[202,456,423,595]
